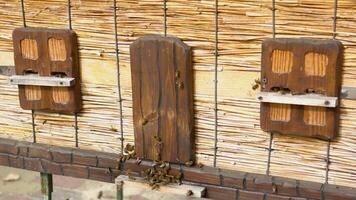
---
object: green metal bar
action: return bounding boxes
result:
[40,173,53,200]
[117,181,123,200]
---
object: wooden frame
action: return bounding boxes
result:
[12,27,81,113]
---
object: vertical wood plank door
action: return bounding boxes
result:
[130,35,193,163]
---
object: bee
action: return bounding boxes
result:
[151,184,160,190]
[186,190,193,197]
[159,162,166,169]
[127,169,136,180]
[154,135,161,140]
[136,158,142,165]
[252,79,261,90]
[271,87,280,92]
[117,154,124,162]
[97,191,103,199]
[197,162,204,168]
[105,168,112,175]
[175,172,183,181]
[141,118,148,125]
[272,184,277,193]
[185,160,194,167]
[110,125,118,132]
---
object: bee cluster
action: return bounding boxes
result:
[118,143,136,162]
[141,161,183,190]
[119,143,196,196]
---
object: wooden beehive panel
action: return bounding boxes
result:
[260,38,343,140]
[130,35,193,163]
[12,27,81,113]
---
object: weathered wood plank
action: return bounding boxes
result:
[130,35,193,163]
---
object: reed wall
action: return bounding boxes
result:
[0,0,355,188]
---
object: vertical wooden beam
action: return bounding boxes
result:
[40,173,53,200]
[117,181,124,200]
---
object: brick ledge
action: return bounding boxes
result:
[0,138,355,200]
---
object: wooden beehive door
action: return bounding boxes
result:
[12,27,81,113]
[260,38,343,140]
[130,35,193,163]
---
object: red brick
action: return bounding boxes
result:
[182,166,221,185]
[246,173,274,193]
[9,155,24,168]
[89,167,112,183]
[238,190,265,200]
[29,144,51,160]
[221,169,246,189]
[205,185,237,200]
[24,157,44,172]
[0,139,18,155]
[122,160,151,174]
[323,184,356,200]
[51,147,72,163]
[298,181,322,200]
[0,153,9,166]
[274,177,298,196]
[73,149,97,166]
[97,153,119,169]
[266,194,291,200]
[62,164,88,179]
[41,159,62,175]
[17,143,29,156]
[111,169,121,182]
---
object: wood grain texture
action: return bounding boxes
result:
[305,52,328,77]
[130,35,193,163]
[261,38,343,140]
[12,27,81,113]
[271,50,293,74]
[270,104,291,122]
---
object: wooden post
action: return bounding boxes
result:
[40,173,53,200]
[117,181,123,200]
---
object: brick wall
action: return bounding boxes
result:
[0,138,355,200]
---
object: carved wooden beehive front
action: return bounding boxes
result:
[12,27,81,113]
[260,38,343,140]
[130,35,194,163]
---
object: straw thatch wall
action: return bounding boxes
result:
[0,0,355,188]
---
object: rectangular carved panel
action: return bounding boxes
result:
[12,27,81,113]
[130,35,193,163]
[260,38,343,140]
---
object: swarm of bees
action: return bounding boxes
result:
[119,143,197,191]
[141,161,183,190]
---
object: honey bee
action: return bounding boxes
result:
[186,190,193,197]
[185,160,194,167]
[135,157,142,165]
[252,79,261,90]
[127,169,136,180]
[197,162,204,168]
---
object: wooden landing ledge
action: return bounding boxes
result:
[257,92,338,108]
[9,75,75,87]
[0,138,355,200]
